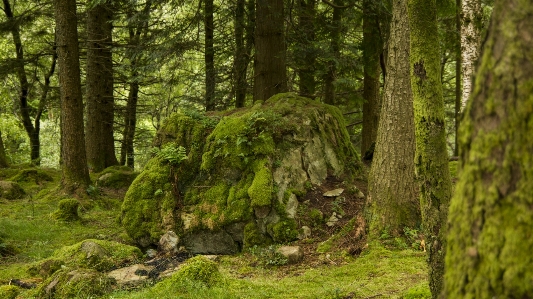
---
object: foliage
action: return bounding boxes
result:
[152,143,188,166]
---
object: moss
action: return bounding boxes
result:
[52,198,79,222]
[96,165,138,189]
[448,161,458,180]
[0,181,25,200]
[9,168,54,184]
[36,268,114,299]
[161,255,223,288]
[268,219,298,243]
[309,208,324,227]
[402,282,432,299]
[33,239,142,275]
[248,160,273,209]
[243,222,271,248]
[0,285,19,299]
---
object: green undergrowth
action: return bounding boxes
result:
[110,245,427,299]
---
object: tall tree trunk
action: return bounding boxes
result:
[368,0,418,240]
[205,0,216,111]
[361,0,383,156]
[253,0,287,102]
[55,0,90,190]
[296,0,316,98]
[234,0,255,108]
[460,0,482,110]
[0,131,7,168]
[324,0,343,105]
[454,0,461,157]
[86,0,118,173]
[445,1,533,297]
[2,0,40,164]
[121,80,138,168]
[408,0,453,297]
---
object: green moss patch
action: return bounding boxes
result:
[52,198,80,222]
[0,285,19,299]
[96,166,138,189]
[36,268,115,299]
[156,255,223,290]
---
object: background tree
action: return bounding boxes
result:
[55,0,90,189]
[253,0,287,102]
[85,0,118,172]
[445,0,533,297]
[295,0,317,98]
[460,0,482,110]
[407,0,452,297]
[0,131,7,167]
[204,0,215,111]
[368,0,418,240]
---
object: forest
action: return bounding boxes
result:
[0,0,531,298]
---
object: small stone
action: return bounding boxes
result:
[159,231,179,256]
[323,188,344,197]
[277,246,304,264]
[356,190,365,199]
[326,212,339,227]
[146,249,157,259]
[202,255,219,262]
[107,264,155,287]
[298,226,311,239]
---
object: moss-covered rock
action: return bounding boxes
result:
[96,165,138,189]
[0,181,25,200]
[52,198,80,221]
[29,239,142,276]
[0,285,19,299]
[36,268,115,299]
[161,255,222,287]
[122,93,363,252]
[10,168,54,184]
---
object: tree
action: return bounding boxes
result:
[407,0,452,297]
[2,0,56,165]
[204,0,215,111]
[0,131,7,167]
[86,0,118,172]
[445,1,533,297]
[361,0,384,156]
[323,0,343,105]
[460,0,482,110]
[55,0,90,190]
[295,0,317,98]
[253,0,287,102]
[368,0,419,240]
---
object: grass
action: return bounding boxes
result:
[0,166,430,298]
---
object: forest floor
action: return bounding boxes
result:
[0,164,439,299]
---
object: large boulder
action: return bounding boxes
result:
[121,93,363,252]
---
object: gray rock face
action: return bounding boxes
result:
[159,231,179,256]
[107,264,154,287]
[182,230,238,254]
[277,246,304,264]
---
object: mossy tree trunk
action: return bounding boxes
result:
[407,0,452,297]
[445,1,533,298]
[86,0,118,173]
[253,0,287,102]
[361,0,384,156]
[0,131,7,168]
[368,0,419,240]
[55,0,91,190]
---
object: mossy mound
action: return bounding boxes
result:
[155,255,223,290]
[9,168,54,184]
[121,93,363,253]
[96,165,138,189]
[0,285,19,299]
[52,198,80,222]
[36,268,115,299]
[0,181,25,200]
[29,239,142,276]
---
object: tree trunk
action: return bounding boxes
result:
[234,0,255,108]
[323,0,343,105]
[454,0,461,157]
[86,0,118,173]
[205,0,216,111]
[368,0,418,240]
[0,131,7,168]
[121,81,138,168]
[253,0,287,102]
[296,0,316,98]
[460,0,482,111]
[55,0,90,190]
[361,0,383,156]
[445,1,533,297]
[407,0,452,297]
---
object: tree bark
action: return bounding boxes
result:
[361,0,383,156]
[368,0,418,240]
[323,0,343,105]
[460,0,482,111]
[407,0,452,297]
[253,0,287,102]
[454,0,461,157]
[205,0,216,111]
[0,131,7,168]
[55,0,90,190]
[86,0,118,173]
[234,0,255,108]
[445,1,533,297]
[296,0,317,98]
